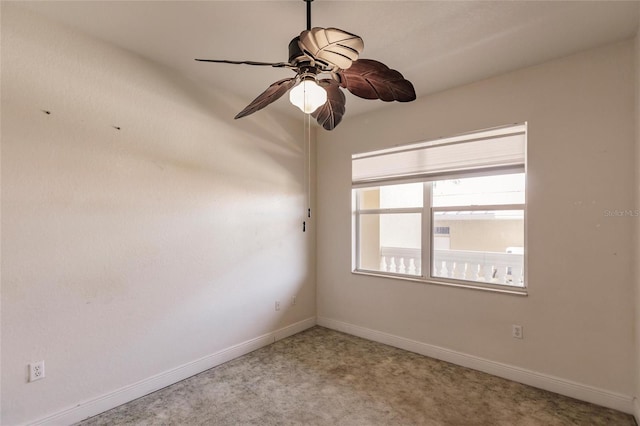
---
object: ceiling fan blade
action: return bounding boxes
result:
[337,59,416,102]
[234,78,297,119]
[298,27,364,70]
[195,59,292,68]
[311,79,346,131]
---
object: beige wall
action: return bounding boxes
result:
[1,5,316,424]
[318,39,636,404]
[635,24,640,421]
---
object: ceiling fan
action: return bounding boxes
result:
[195,0,416,131]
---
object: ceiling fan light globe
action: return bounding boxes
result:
[289,79,327,114]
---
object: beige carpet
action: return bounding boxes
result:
[76,326,635,425]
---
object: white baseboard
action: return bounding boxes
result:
[29,317,317,426]
[275,317,317,342]
[317,316,635,415]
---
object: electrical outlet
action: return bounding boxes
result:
[512,325,523,339]
[291,296,297,306]
[275,301,281,311]
[29,361,45,382]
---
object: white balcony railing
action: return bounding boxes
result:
[379,247,423,275]
[380,246,524,287]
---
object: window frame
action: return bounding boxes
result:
[351,124,528,296]
[354,206,424,277]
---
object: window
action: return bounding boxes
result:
[352,124,526,293]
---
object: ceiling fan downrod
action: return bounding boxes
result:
[305,0,313,31]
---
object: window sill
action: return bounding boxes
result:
[352,270,528,296]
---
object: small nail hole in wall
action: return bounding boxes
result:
[113,126,121,130]
[41,110,51,115]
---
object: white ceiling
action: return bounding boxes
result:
[16,0,640,120]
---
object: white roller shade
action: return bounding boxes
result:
[352,124,526,186]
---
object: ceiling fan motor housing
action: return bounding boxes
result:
[288,37,307,66]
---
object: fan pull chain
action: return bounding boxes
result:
[302,112,308,232]
[299,70,315,232]
[307,111,312,219]
[302,111,312,232]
